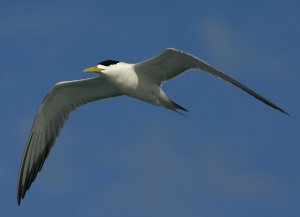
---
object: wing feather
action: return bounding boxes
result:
[135,48,288,115]
[18,76,121,204]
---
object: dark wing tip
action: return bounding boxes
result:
[17,135,54,205]
[277,107,290,116]
[17,193,21,206]
[255,94,290,116]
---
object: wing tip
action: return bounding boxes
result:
[17,193,22,206]
[278,108,290,116]
[264,99,290,116]
[17,181,24,206]
[17,171,28,206]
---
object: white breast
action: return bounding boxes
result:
[102,62,163,105]
[102,63,139,92]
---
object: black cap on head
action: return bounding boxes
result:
[98,60,120,66]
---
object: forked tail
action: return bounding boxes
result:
[168,99,188,116]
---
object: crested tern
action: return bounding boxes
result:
[17,48,288,205]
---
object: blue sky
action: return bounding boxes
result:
[1,0,299,216]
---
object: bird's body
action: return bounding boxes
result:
[17,48,288,205]
[102,62,172,109]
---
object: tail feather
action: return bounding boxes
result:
[169,99,188,112]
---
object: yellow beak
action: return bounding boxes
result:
[83,66,104,73]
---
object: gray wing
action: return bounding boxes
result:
[134,48,288,115]
[18,76,121,205]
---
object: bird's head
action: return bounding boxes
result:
[83,60,120,73]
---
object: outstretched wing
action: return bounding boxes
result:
[134,48,288,115]
[18,76,121,205]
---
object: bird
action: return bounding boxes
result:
[17,48,288,205]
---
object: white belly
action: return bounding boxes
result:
[102,63,166,106]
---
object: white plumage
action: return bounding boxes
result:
[17,48,288,205]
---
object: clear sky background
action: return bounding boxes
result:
[1,0,299,216]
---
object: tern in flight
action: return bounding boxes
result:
[17,48,288,205]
